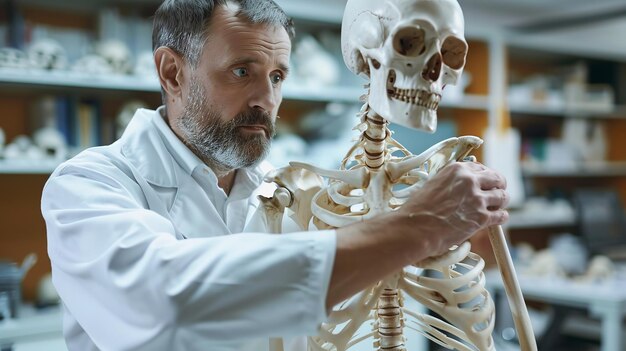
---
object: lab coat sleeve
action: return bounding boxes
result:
[41,160,336,350]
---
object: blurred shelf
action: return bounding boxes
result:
[276,0,345,24]
[0,70,490,109]
[0,70,161,93]
[441,94,490,110]
[509,102,626,119]
[522,161,626,177]
[17,0,346,24]
[0,160,61,175]
[0,305,63,345]
[0,69,367,102]
[282,83,363,103]
[507,213,576,230]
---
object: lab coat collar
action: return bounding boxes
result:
[121,107,179,188]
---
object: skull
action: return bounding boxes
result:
[0,48,29,69]
[95,40,133,75]
[134,51,158,81]
[73,54,115,75]
[341,0,468,132]
[33,126,68,160]
[28,39,68,70]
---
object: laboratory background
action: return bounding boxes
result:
[1,0,626,350]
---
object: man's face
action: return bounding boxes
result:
[176,5,291,170]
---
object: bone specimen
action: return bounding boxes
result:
[256,0,536,350]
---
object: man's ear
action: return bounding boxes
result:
[154,47,186,102]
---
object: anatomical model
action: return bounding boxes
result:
[256,0,537,350]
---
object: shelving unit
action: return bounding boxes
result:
[6,1,625,350]
[502,43,626,255]
[509,103,626,119]
[0,159,63,175]
[3,6,489,351]
[522,161,626,178]
[507,215,576,230]
[0,11,492,351]
[0,70,160,93]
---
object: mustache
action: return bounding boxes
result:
[232,109,276,138]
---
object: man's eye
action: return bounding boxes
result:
[271,73,283,85]
[233,68,248,77]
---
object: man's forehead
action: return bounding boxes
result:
[206,4,291,44]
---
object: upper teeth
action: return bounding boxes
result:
[388,87,441,110]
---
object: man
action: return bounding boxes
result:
[41,0,509,350]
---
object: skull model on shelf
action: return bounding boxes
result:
[27,38,68,71]
[32,126,68,161]
[95,40,133,75]
[0,48,29,70]
[4,135,45,160]
[293,35,341,87]
[72,54,115,75]
[134,51,159,81]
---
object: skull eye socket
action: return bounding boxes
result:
[441,37,467,70]
[393,27,426,57]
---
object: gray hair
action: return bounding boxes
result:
[152,0,295,67]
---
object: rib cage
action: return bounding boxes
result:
[290,104,495,351]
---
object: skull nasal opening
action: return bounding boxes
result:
[422,53,442,82]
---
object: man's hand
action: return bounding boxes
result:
[396,161,509,258]
[329,161,509,307]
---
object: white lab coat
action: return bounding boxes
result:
[41,107,336,351]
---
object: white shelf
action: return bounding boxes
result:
[509,102,626,119]
[441,94,490,110]
[507,213,576,230]
[0,160,61,175]
[522,161,626,177]
[0,70,491,109]
[275,0,345,24]
[0,69,161,92]
[282,83,363,103]
[0,69,368,103]
[0,305,63,344]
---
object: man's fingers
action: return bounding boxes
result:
[479,171,507,191]
[488,209,509,226]
[484,188,509,209]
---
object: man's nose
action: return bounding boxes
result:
[249,79,279,113]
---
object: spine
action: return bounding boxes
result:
[374,289,405,351]
[363,111,388,170]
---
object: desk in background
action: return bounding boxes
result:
[487,271,626,351]
[0,305,66,351]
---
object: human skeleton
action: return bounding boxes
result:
[257,0,536,350]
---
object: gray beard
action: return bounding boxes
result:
[177,78,274,173]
